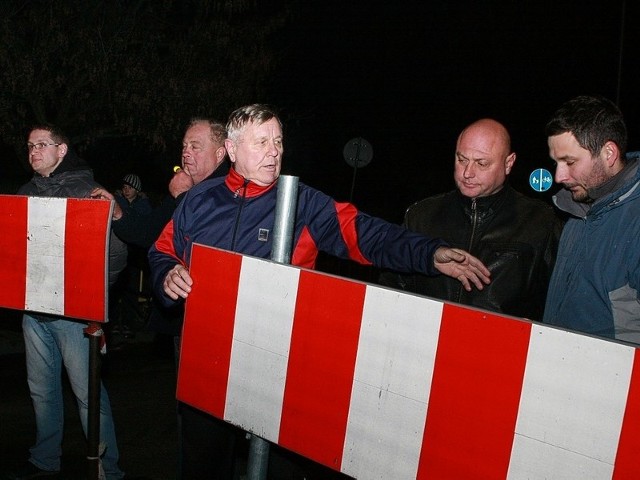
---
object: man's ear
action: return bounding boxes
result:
[602,141,620,167]
[58,143,68,158]
[216,146,227,165]
[224,139,236,163]
[505,152,516,175]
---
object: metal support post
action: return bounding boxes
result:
[247,175,299,480]
[87,324,102,480]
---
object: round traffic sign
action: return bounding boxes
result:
[343,137,373,168]
[529,168,553,192]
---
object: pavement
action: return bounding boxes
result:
[0,308,179,479]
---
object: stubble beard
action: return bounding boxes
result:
[569,159,610,203]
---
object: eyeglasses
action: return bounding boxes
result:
[27,142,60,152]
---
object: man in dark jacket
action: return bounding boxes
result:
[11,124,125,479]
[92,117,229,337]
[149,104,492,479]
[380,118,563,321]
[92,117,229,479]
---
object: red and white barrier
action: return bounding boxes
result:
[0,195,111,322]
[178,244,640,479]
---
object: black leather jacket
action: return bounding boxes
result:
[380,184,564,320]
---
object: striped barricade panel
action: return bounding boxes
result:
[0,195,111,322]
[178,243,640,480]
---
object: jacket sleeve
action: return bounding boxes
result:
[148,216,186,308]
[353,210,448,275]
[300,187,447,275]
[113,195,177,248]
[543,215,564,282]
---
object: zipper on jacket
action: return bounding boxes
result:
[457,198,478,302]
[467,198,478,251]
[231,178,250,251]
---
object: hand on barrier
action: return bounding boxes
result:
[164,264,193,300]
[90,187,123,220]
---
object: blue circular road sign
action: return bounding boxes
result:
[529,168,553,192]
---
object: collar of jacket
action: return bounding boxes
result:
[457,183,511,223]
[31,166,92,189]
[589,155,639,201]
[554,155,640,218]
[224,167,277,198]
[32,149,90,179]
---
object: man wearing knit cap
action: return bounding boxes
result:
[123,173,141,191]
[118,174,151,215]
[112,174,152,339]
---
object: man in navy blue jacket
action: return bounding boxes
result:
[92,118,230,479]
[151,105,490,305]
[148,104,491,479]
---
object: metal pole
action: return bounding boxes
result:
[246,175,299,480]
[349,162,359,204]
[348,140,362,204]
[87,325,101,480]
[271,175,300,264]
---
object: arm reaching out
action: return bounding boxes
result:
[433,247,491,291]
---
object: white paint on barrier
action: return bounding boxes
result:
[225,257,300,440]
[508,325,634,479]
[342,286,443,479]
[25,197,66,315]
[177,247,640,478]
[509,437,613,480]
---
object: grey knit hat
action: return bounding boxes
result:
[123,174,142,191]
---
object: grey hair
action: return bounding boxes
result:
[187,117,227,145]
[226,104,282,143]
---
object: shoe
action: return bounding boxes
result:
[6,462,59,479]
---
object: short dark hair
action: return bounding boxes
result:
[545,95,627,160]
[28,123,70,145]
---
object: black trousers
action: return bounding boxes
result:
[180,402,242,479]
[179,402,353,480]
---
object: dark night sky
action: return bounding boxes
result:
[4,1,637,226]
[271,1,639,222]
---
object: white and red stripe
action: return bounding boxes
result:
[0,195,111,322]
[178,244,640,479]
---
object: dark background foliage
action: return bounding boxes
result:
[0,0,291,192]
[2,0,638,224]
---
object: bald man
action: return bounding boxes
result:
[380,119,564,320]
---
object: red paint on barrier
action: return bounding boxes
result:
[613,348,640,479]
[0,195,28,311]
[418,304,531,479]
[178,245,243,418]
[279,270,365,470]
[64,199,110,321]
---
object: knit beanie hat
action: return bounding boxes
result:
[123,174,142,191]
